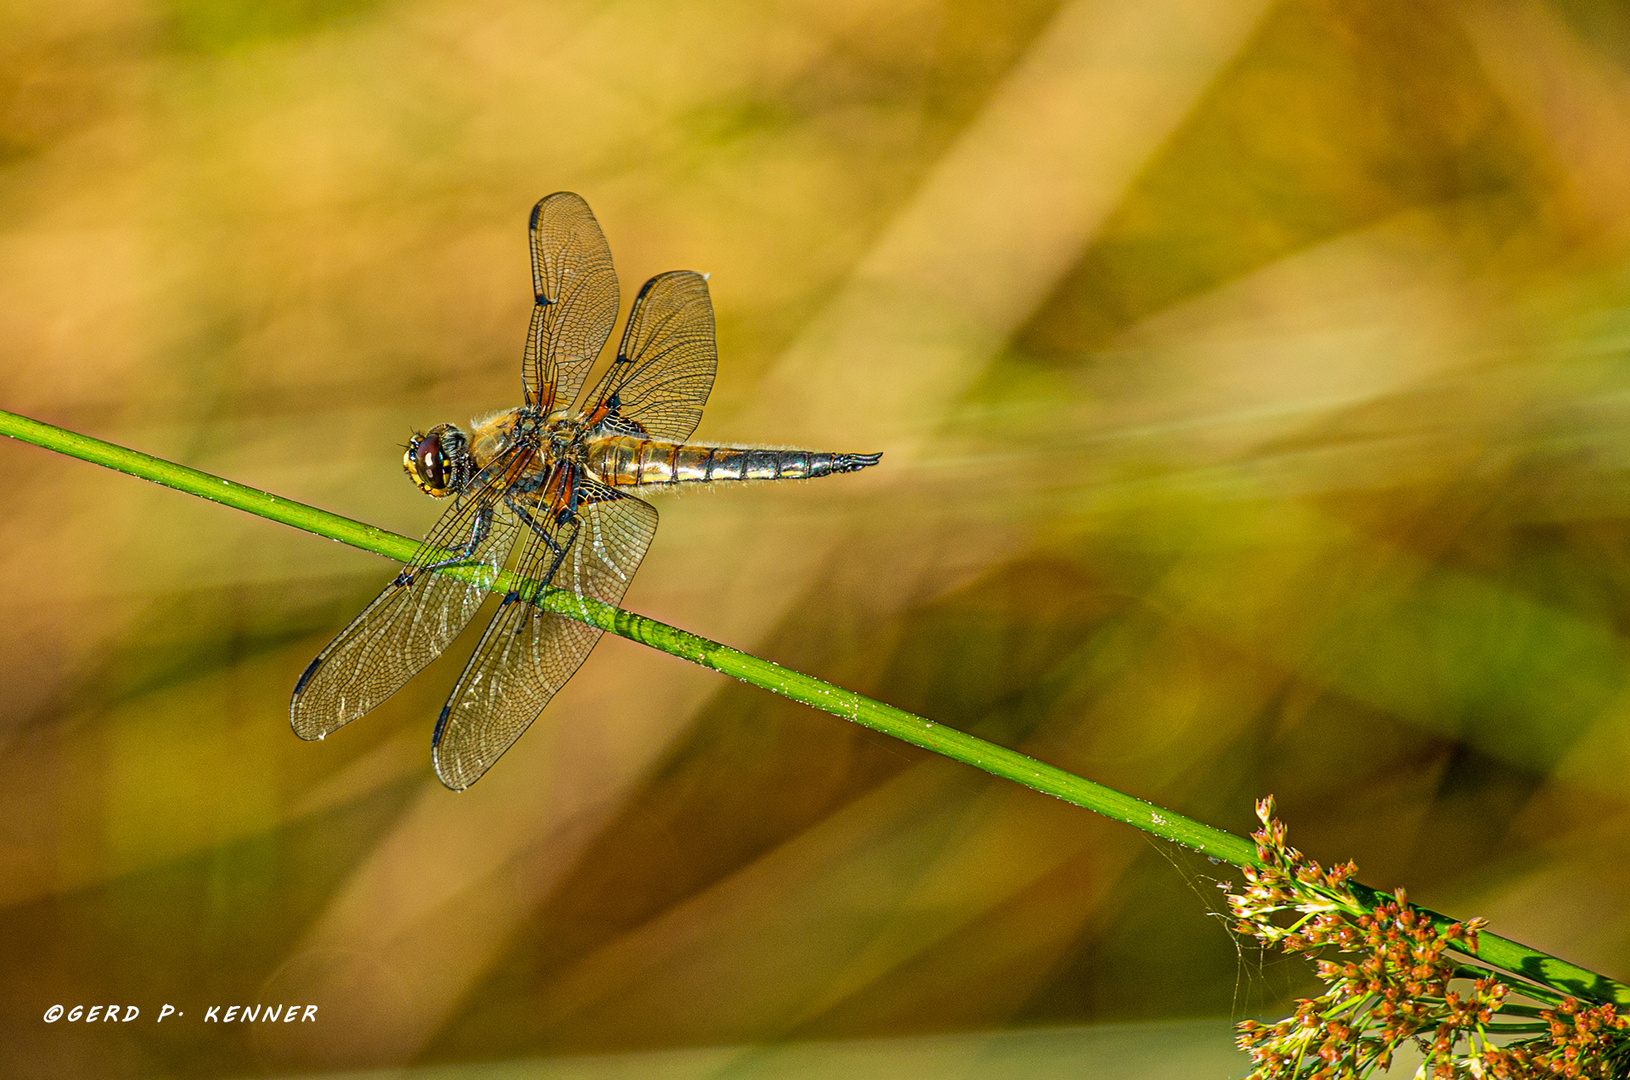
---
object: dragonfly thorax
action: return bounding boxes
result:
[542,412,590,458]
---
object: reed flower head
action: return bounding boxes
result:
[1227,797,1628,1079]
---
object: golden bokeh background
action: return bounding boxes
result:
[4,0,1630,1075]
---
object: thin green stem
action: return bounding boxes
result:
[1488,1001,1561,1019]
[1454,966,1568,1008]
[3,406,1625,1006]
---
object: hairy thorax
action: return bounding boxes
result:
[466,406,620,484]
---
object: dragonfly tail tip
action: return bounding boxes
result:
[832,452,882,473]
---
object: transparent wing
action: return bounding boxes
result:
[431,481,658,789]
[523,192,619,413]
[289,449,531,741]
[582,270,717,442]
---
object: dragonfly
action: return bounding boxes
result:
[290,192,881,789]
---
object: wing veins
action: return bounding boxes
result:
[289,449,528,741]
[431,485,657,789]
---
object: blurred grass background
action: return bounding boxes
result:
[4,0,1630,1075]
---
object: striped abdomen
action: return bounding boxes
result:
[585,436,881,488]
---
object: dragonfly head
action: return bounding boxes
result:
[404,423,470,498]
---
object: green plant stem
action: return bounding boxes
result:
[3,406,1625,1006]
[1481,1022,1549,1035]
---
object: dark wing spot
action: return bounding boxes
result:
[293,656,323,696]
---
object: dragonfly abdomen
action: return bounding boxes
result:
[585,436,881,487]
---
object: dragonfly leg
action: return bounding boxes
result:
[503,491,580,595]
[503,491,555,542]
[536,518,578,588]
[395,500,496,586]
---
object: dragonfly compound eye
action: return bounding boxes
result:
[404,432,450,496]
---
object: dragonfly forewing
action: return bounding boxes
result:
[289,454,525,741]
[524,192,619,413]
